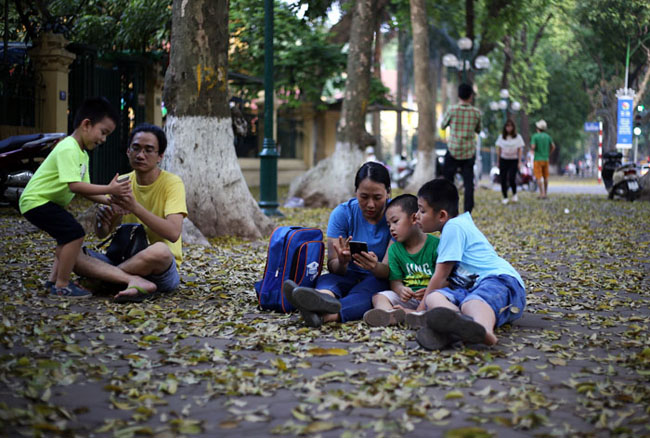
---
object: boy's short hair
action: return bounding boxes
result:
[458,83,474,101]
[128,123,168,155]
[73,97,120,130]
[417,178,459,217]
[387,193,418,216]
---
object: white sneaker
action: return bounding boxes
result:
[501,198,509,205]
[512,194,518,203]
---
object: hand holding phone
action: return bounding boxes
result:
[349,241,368,256]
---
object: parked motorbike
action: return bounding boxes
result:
[602,150,640,201]
[394,157,417,189]
[489,162,538,192]
[0,133,65,208]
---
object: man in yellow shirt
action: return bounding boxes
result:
[74,123,188,302]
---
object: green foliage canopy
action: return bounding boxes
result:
[229,0,346,106]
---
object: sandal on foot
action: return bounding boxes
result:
[293,286,341,314]
[363,309,405,327]
[416,327,454,351]
[114,286,154,304]
[426,307,486,345]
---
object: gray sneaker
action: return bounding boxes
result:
[300,309,323,328]
[282,280,300,309]
[415,327,454,351]
[405,310,432,329]
[293,286,341,314]
[426,307,486,344]
[363,308,406,327]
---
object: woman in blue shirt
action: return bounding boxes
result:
[285,162,392,327]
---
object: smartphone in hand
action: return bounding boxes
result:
[349,241,368,256]
[117,175,130,183]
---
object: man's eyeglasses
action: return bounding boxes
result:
[128,145,159,155]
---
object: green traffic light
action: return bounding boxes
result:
[634,127,642,136]
[638,104,645,112]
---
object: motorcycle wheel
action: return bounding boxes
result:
[626,186,637,202]
[613,184,628,201]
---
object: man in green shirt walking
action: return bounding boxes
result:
[530,119,556,199]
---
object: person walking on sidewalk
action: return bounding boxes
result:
[531,119,556,199]
[441,83,482,213]
[496,119,525,204]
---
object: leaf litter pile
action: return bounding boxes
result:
[0,189,648,438]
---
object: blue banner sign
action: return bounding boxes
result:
[584,122,599,132]
[616,96,633,149]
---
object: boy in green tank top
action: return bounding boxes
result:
[19,97,131,298]
[363,194,440,326]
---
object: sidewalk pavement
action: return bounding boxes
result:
[0,191,648,437]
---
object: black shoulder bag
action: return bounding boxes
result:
[99,223,149,264]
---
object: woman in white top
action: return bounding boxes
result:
[496,119,525,204]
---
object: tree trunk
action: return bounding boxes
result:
[372,22,383,162]
[162,0,273,239]
[407,0,437,191]
[465,0,475,44]
[288,0,376,207]
[395,29,405,159]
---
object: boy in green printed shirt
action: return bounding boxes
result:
[19,97,131,298]
[363,194,439,327]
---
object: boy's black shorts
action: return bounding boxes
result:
[23,202,85,245]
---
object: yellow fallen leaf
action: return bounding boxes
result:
[307,347,348,356]
[445,390,464,399]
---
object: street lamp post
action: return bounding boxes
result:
[490,89,520,126]
[442,38,490,84]
[259,0,282,216]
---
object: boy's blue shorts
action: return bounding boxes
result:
[85,248,180,293]
[433,274,525,327]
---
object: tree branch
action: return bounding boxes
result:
[529,13,553,58]
[465,0,475,43]
[13,0,37,42]
[500,35,512,90]
[633,45,650,107]
[475,0,511,57]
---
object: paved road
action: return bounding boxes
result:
[481,177,608,195]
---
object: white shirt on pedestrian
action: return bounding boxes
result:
[496,134,524,160]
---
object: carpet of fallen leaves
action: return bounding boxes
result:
[1,185,649,438]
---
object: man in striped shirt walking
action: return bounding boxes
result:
[441,83,482,213]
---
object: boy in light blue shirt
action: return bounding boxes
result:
[412,178,526,350]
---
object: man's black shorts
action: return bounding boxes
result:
[23,202,85,245]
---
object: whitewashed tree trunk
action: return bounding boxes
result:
[407,0,437,191]
[288,145,364,208]
[407,149,438,192]
[163,0,273,239]
[288,0,376,207]
[162,116,272,238]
